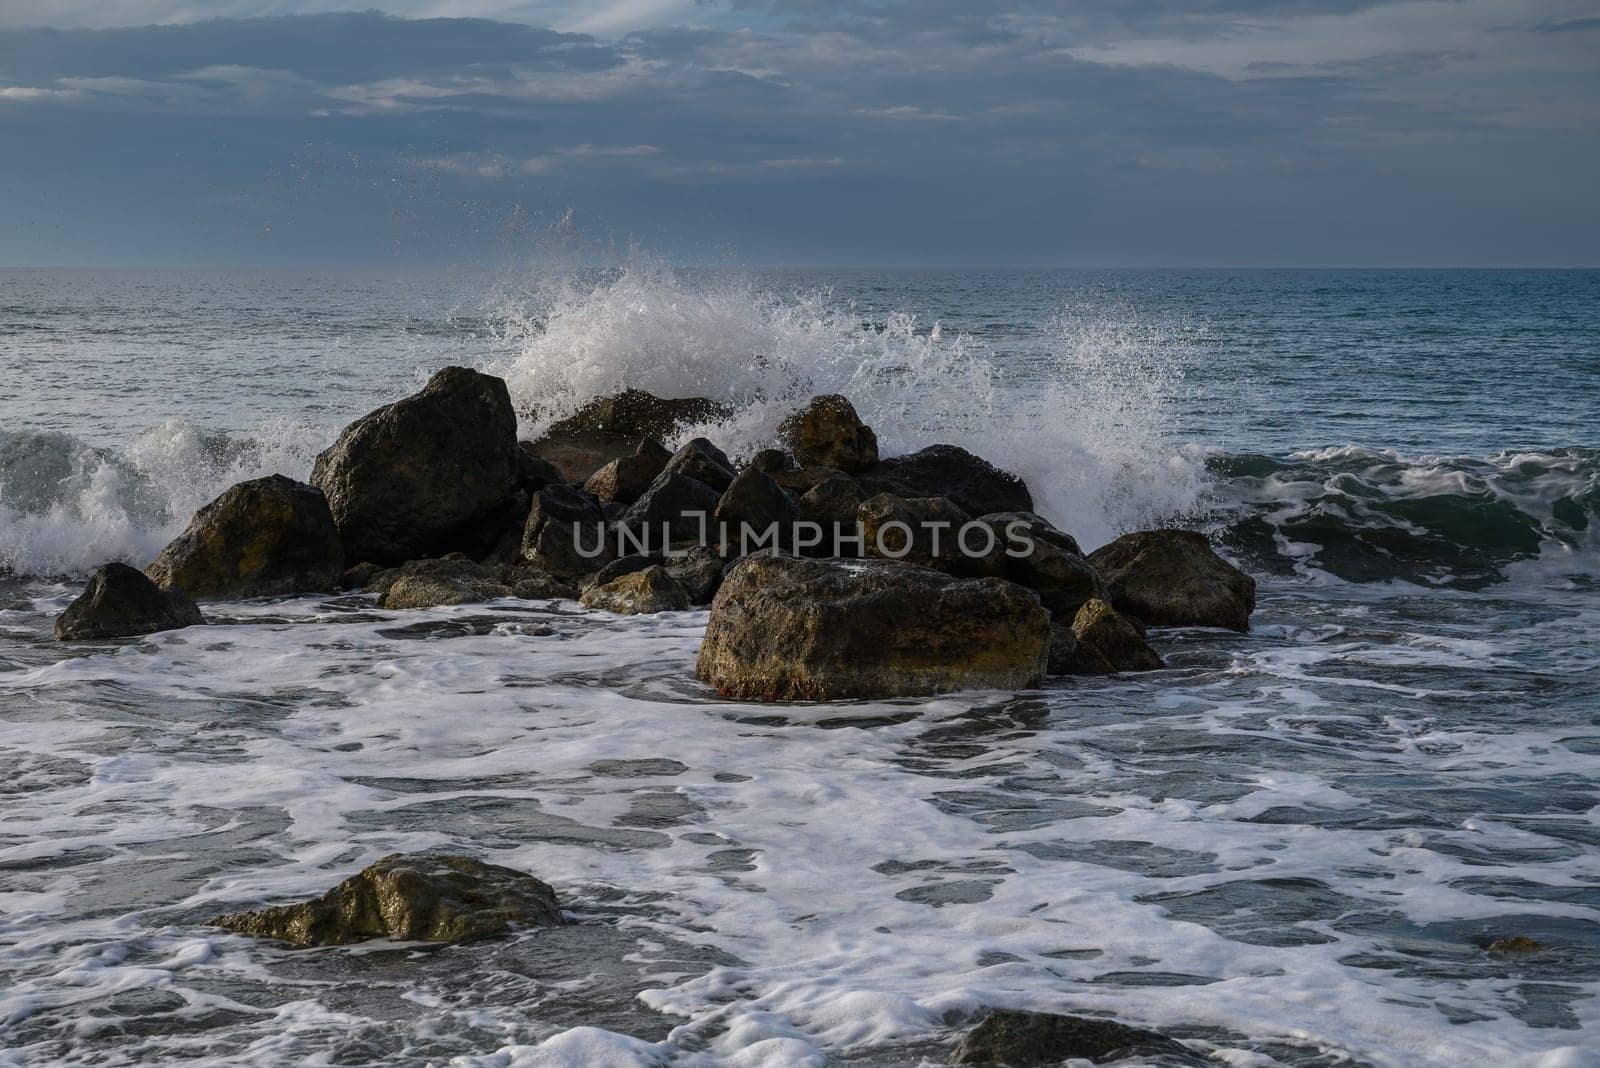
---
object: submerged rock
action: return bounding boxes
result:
[780,394,878,474]
[375,556,574,608]
[146,475,343,600]
[311,367,519,565]
[1088,529,1256,632]
[862,444,1033,517]
[55,562,204,641]
[696,555,1050,700]
[1069,598,1163,674]
[580,565,691,614]
[951,1008,1184,1065]
[214,852,564,947]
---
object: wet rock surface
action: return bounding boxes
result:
[780,394,879,474]
[1069,598,1164,674]
[214,852,564,947]
[580,565,691,614]
[374,556,575,609]
[951,1009,1186,1065]
[1088,529,1257,632]
[862,444,1033,517]
[55,563,204,641]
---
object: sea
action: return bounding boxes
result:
[0,263,1596,1067]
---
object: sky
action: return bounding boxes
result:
[0,0,1596,266]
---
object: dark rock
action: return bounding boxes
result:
[375,556,575,609]
[340,561,384,590]
[214,852,563,947]
[714,467,798,553]
[146,475,343,600]
[1070,598,1163,673]
[620,471,722,550]
[663,437,737,494]
[696,555,1050,701]
[588,554,658,587]
[1045,624,1086,676]
[310,367,519,566]
[586,547,724,605]
[521,484,612,577]
[522,431,636,485]
[858,494,989,574]
[546,389,728,442]
[862,444,1033,517]
[798,475,868,556]
[580,565,691,614]
[976,512,1109,619]
[1088,529,1257,632]
[951,1009,1185,1065]
[779,394,878,474]
[773,465,850,496]
[55,562,204,641]
[749,448,796,474]
[583,446,670,506]
[514,444,566,493]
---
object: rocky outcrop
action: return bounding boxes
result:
[951,1009,1185,1065]
[1069,598,1163,673]
[713,467,797,552]
[696,555,1050,700]
[580,565,691,614]
[55,562,204,640]
[1088,529,1257,632]
[582,441,670,506]
[374,556,575,609]
[976,511,1108,619]
[662,437,737,494]
[521,484,612,577]
[862,444,1033,517]
[146,475,343,600]
[780,394,878,474]
[311,367,519,565]
[214,852,564,947]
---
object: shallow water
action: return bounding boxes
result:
[1,266,1598,1066]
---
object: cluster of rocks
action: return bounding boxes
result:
[55,366,1257,701]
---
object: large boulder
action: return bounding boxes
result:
[779,395,878,474]
[1069,598,1163,673]
[713,467,797,554]
[696,555,1050,701]
[582,440,670,506]
[214,852,564,947]
[976,512,1108,619]
[374,556,574,609]
[662,437,737,494]
[521,484,612,577]
[620,470,722,550]
[862,444,1032,517]
[311,367,519,565]
[1088,529,1256,632]
[55,562,204,641]
[579,565,691,614]
[547,389,728,442]
[952,1009,1184,1065]
[146,475,343,600]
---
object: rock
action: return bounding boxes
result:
[772,465,850,496]
[620,470,722,550]
[586,546,724,605]
[1088,529,1257,632]
[583,445,670,506]
[55,562,204,641]
[798,475,867,556]
[713,467,797,553]
[862,444,1032,517]
[340,561,384,590]
[546,389,728,442]
[663,437,737,494]
[311,367,519,565]
[858,494,989,574]
[976,512,1108,619]
[214,852,563,947]
[146,475,343,600]
[1070,598,1163,673]
[375,556,575,608]
[951,1009,1184,1066]
[514,444,566,493]
[1045,624,1085,676]
[580,565,690,614]
[1487,936,1546,955]
[523,432,636,485]
[696,555,1050,701]
[779,394,878,474]
[749,448,796,474]
[521,484,613,577]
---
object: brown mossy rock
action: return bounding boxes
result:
[546,389,728,442]
[55,562,203,641]
[521,484,612,577]
[214,852,564,947]
[696,555,1050,701]
[858,493,992,575]
[583,445,670,506]
[779,394,878,474]
[862,444,1033,517]
[146,475,343,600]
[579,565,691,614]
[374,556,575,608]
[976,512,1109,620]
[1070,598,1163,673]
[311,367,519,566]
[1088,529,1257,632]
[951,1009,1184,1065]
